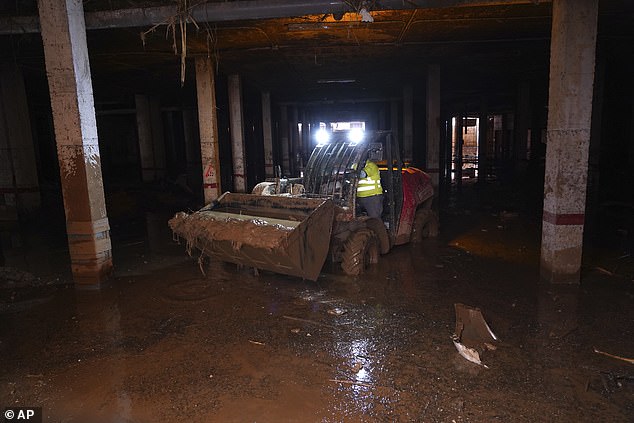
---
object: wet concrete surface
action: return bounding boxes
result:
[1,183,633,422]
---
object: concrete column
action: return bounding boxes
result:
[38,0,112,286]
[425,65,440,191]
[134,95,151,180]
[630,104,634,167]
[150,99,166,177]
[478,98,488,184]
[0,64,40,213]
[492,115,502,162]
[514,80,530,165]
[279,105,289,176]
[503,113,514,161]
[164,111,176,165]
[300,109,308,166]
[182,109,197,163]
[454,116,464,188]
[195,57,221,203]
[630,98,634,170]
[403,85,414,163]
[443,117,452,187]
[181,108,200,191]
[290,106,299,175]
[261,91,274,178]
[540,0,598,284]
[378,103,387,130]
[390,100,399,147]
[135,94,166,182]
[228,74,246,192]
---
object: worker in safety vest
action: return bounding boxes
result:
[356,159,383,219]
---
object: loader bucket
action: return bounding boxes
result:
[169,192,335,281]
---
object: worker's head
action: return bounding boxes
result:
[358,161,369,178]
[368,145,383,162]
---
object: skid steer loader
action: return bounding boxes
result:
[169,130,437,281]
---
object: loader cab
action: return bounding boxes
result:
[303,130,404,238]
[367,133,404,236]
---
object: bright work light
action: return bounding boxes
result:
[348,128,364,144]
[315,128,330,146]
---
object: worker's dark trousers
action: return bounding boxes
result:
[357,194,384,219]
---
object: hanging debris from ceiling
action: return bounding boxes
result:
[139,0,218,87]
[342,0,376,22]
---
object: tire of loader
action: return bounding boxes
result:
[341,228,380,276]
[411,209,439,242]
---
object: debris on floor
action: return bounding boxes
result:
[452,303,498,368]
[327,307,347,316]
[0,267,50,288]
[598,371,634,394]
[593,347,634,365]
[352,363,364,373]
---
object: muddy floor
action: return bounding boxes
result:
[1,182,633,422]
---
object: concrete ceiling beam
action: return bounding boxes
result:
[0,0,551,35]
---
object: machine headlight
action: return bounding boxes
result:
[315,129,330,146]
[348,128,364,144]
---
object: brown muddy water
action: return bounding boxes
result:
[1,185,633,422]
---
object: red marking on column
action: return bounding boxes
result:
[542,210,585,225]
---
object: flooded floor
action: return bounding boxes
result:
[1,183,633,422]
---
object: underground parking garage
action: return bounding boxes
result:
[1,0,633,421]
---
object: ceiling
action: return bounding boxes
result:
[1,0,633,112]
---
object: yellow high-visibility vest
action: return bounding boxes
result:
[357,160,383,198]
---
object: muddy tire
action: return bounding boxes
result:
[341,229,380,276]
[411,209,439,242]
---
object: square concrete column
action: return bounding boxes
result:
[135,94,166,182]
[425,65,440,191]
[540,0,598,284]
[514,80,530,164]
[279,105,290,176]
[0,64,40,213]
[290,106,299,175]
[390,100,399,148]
[378,103,387,130]
[181,108,200,192]
[228,74,246,192]
[38,0,112,286]
[195,57,222,203]
[300,109,309,164]
[454,116,464,188]
[403,85,414,163]
[261,91,274,178]
[477,98,489,184]
[630,99,634,168]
